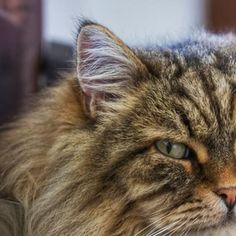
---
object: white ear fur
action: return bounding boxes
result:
[76,23,148,117]
[77,25,137,97]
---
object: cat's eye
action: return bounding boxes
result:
[155,140,190,159]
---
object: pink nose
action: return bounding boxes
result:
[216,187,236,209]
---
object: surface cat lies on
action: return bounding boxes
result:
[0,21,236,236]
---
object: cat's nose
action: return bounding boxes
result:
[216,187,236,210]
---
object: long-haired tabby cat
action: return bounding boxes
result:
[0,20,236,236]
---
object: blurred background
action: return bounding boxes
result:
[0,0,236,125]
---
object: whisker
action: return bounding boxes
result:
[134,220,158,236]
[134,209,170,236]
[148,219,181,236]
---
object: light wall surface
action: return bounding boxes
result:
[43,0,206,46]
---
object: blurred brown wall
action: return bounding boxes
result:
[0,15,21,124]
[0,0,41,124]
[207,0,236,32]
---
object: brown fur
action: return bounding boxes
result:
[0,21,236,235]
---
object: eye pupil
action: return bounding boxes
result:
[166,142,172,154]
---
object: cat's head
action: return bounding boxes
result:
[76,21,236,235]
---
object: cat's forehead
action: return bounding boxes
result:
[137,32,236,79]
[132,35,236,149]
[141,74,234,140]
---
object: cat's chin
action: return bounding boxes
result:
[187,218,236,236]
[189,226,236,236]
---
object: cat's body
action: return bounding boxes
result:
[0,21,236,235]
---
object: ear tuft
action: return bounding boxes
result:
[78,24,136,94]
[76,22,147,117]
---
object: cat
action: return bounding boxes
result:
[0,199,24,236]
[0,20,236,236]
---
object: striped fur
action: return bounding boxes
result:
[0,22,236,235]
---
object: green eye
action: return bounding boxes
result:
[155,140,190,159]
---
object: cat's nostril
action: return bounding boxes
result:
[219,193,228,200]
[216,187,236,210]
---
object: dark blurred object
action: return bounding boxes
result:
[41,42,74,87]
[0,199,24,236]
[0,0,41,125]
[207,0,236,32]
[0,14,21,124]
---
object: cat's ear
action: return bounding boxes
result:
[76,21,147,118]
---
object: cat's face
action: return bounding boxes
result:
[77,22,236,235]
[100,73,236,236]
